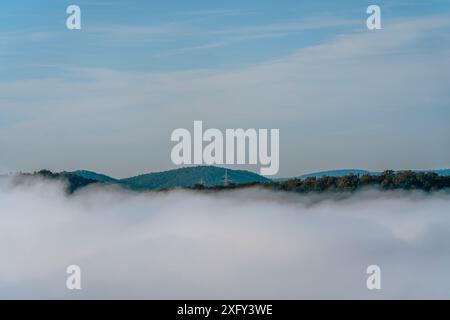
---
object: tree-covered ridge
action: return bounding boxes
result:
[21,170,98,193]
[196,170,450,193]
[19,166,271,193]
[120,166,270,190]
[14,168,450,194]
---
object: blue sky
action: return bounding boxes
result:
[0,0,449,177]
[2,0,449,76]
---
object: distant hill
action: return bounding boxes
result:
[26,166,450,193]
[297,169,450,180]
[299,169,371,179]
[70,170,120,184]
[120,166,271,190]
[70,166,271,190]
[295,169,450,180]
[31,170,98,193]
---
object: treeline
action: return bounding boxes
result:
[198,170,450,193]
[24,169,450,194]
[26,169,97,193]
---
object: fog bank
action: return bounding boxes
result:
[1,177,450,299]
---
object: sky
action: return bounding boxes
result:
[0,0,449,178]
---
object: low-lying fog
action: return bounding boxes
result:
[1,176,449,299]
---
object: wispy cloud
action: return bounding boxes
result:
[1,15,449,177]
[87,23,190,38]
[147,18,358,58]
[0,30,62,44]
[175,8,259,18]
[84,16,357,50]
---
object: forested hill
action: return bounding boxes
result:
[202,170,450,193]
[12,168,450,194]
[120,166,271,190]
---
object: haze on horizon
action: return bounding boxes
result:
[1,0,449,178]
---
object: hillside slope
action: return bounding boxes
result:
[120,166,271,190]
